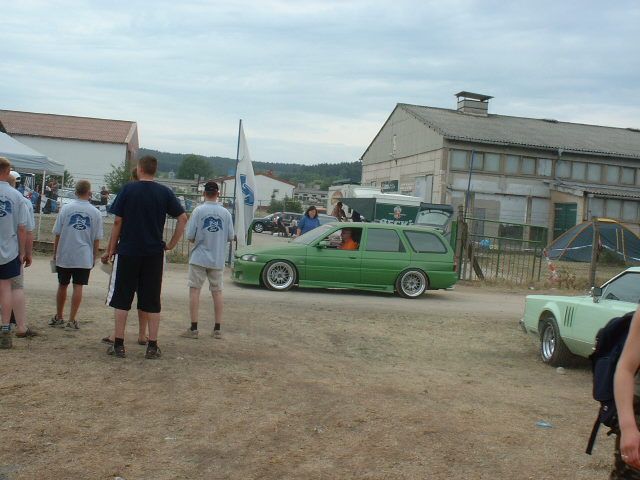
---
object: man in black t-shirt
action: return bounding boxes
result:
[103,155,187,359]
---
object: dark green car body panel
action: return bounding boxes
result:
[233,222,457,294]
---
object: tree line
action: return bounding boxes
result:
[139,148,362,190]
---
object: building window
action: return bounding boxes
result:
[521,157,536,175]
[557,160,571,178]
[607,166,620,184]
[451,150,468,170]
[590,198,605,217]
[587,164,602,183]
[469,152,484,170]
[484,153,500,172]
[606,199,622,219]
[621,167,635,185]
[622,201,638,222]
[537,158,552,177]
[572,162,586,181]
[505,155,520,174]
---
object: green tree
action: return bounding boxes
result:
[63,170,75,188]
[177,154,212,180]
[267,195,303,214]
[105,161,131,194]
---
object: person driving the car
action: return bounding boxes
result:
[337,228,359,250]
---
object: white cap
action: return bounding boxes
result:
[9,170,20,180]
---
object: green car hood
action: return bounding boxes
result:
[236,242,307,258]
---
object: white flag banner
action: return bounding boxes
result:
[234,122,257,247]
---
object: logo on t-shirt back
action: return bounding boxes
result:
[69,213,91,230]
[0,199,13,217]
[203,216,223,232]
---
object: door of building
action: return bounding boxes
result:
[553,203,577,239]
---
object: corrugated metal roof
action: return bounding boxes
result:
[0,110,137,145]
[400,104,640,159]
[555,180,640,199]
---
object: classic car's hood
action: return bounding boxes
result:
[525,294,591,302]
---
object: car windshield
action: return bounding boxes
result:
[291,224,334,244]
[415,210,450,226]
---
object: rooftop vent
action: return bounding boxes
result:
[455,91,493,116]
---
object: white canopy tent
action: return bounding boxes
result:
[0,131,66,240]
[0,131,64,175]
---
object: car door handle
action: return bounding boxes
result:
[349,256,357,259]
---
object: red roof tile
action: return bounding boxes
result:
[0,109,137,145]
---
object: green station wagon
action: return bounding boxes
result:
[233,222,457,298]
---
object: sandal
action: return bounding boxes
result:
[15,327,38,338]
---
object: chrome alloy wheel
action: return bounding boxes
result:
[400,270,427,297]
[541,323,556,361]
[266,262,295,290]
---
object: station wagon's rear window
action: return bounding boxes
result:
[404,231,447,253]
[365,229,405,252]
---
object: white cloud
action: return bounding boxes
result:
[1,0,639,163]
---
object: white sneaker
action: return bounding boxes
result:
[180,329,198,339]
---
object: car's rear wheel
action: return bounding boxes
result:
[262,260,296,291]
[253,222,265,233]
[396,269,428,298]
[539,314,574,366]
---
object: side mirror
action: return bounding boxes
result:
[316,240,330,248]
[591,286,602,303]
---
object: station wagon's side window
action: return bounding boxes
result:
[602,273,640,303]
[404,231,447,253]
[365,229,405,252]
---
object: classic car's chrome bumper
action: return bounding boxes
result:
[519,317,527,333]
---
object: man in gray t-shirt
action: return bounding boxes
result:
[0,157,27,350]
[181,181,234,339]
[51,180,103,330]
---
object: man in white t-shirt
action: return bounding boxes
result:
[0,157,27,350]
[181,181,234,339]
[8,171,37,338]
[50,180,103,330]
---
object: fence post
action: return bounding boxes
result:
[589,217,599,288]
[455,205,465,279]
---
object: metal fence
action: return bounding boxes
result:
[457,216,547,285]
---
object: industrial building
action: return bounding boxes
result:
[360,92,640,239]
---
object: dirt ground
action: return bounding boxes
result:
[0,249,617,479]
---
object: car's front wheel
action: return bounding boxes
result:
[396,269,428,298]
[262,260,297,291]
[539,314,574,366]
[253,222,265,233]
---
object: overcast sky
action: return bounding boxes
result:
[2,0,639,164]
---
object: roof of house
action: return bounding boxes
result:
[0,110,138,145]
[373,103,640,160]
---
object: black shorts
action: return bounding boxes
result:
[0,256,21,280]
[106,253,164,313]
[57,267,91,286]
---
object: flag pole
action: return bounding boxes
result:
[228,119,242,265]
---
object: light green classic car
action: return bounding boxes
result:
[520,267,639,366]
[233,222,457,298]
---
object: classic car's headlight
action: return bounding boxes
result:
[241,254,258,262]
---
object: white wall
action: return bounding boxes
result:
[14,135,127,188]
[219,175,295,207]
